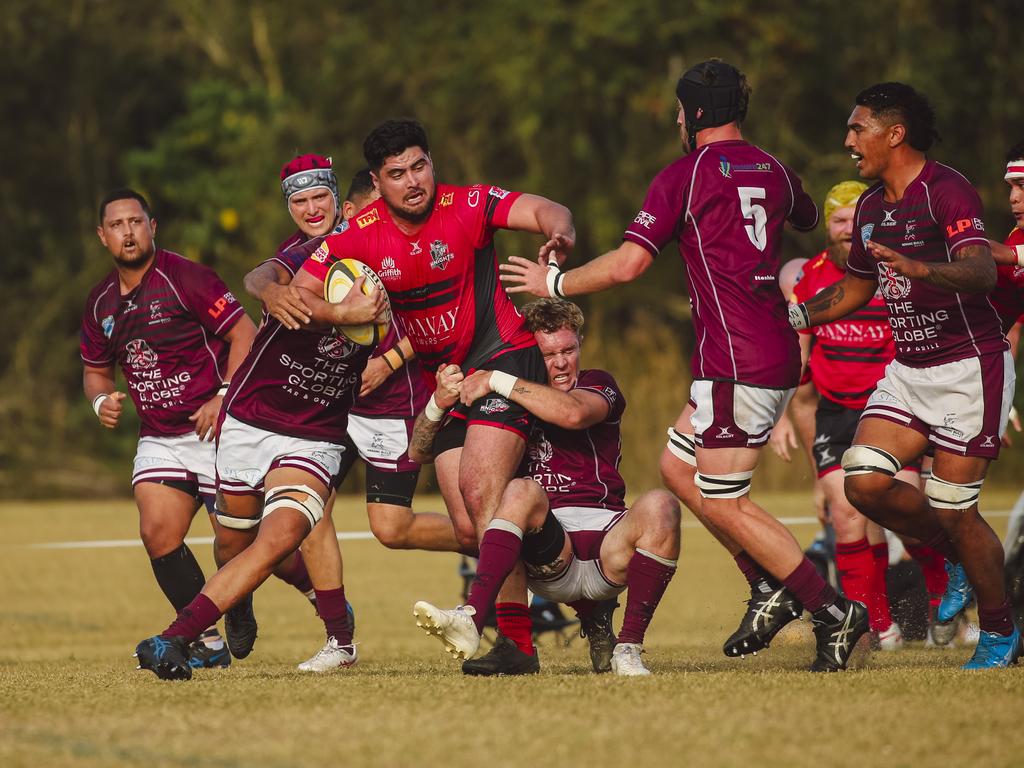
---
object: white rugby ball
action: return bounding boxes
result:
[324,258,391,346]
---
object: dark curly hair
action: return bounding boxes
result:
[855,82,940,153]
[1006,140,1024,164]
[98,188,152,224]
[363,119,430,170]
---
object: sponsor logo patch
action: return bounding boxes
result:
[879,264,912,301]
[357,209,380,229]
[633,210,656,229]
[125,338,158,370]
[311,242,330,263]
[880,209,897,227]
[861,223,875,244]
[317,333,361,360]
[101,315,115,338]
[488,186,510,199]
[429,240,454,270]
[479,397,510,415]
[440,192,454,207]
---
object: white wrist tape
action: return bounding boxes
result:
[217,382,230,396]
[545,264,566,298]
[490,371,518,399]
[92,393,110,417]
[424,394,448,423]
[1014,244,1024,268]
[788,303,810,331]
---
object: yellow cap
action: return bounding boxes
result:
[823,180,868,225]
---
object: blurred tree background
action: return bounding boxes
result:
[1,0,1021,498]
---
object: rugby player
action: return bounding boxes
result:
[790,180,933,650]
[245,158,462,671]
[504,60,869,672]
[290,119,576,664]
[410,299,680,676]
[82,189,257,669]
[132,219,385,680]
[790,83,1020,668]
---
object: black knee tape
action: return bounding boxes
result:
[366,467,420,507]
[520,510,566,567]
[150,543,206,612]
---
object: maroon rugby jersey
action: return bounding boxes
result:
[624,140,818,388]
[300,184,536,377]
[846,161,1007,366]
[990,228,1024,334]
[80,249,244,437]
[793,251,893,409]
[522,370,627,512]
[275,226,429,418]
[226,243,372,442]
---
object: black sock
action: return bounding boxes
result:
[150,543,206,612]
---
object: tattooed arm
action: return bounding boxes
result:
[458,370,610,430]
[791,272,878,329]
[408,364,463,464]
[867,240,996,294]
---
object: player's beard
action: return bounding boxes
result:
[389,190,436,226]
[114,240,156,270]
[827,237,852,270]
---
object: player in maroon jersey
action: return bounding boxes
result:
[290,119,576,664]
[82,189,257,669]
[409,299,680,675]
[504,60,866,671]
[790,83,1020,669]
[132,215,384,680]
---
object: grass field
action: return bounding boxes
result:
[2,493,1022,768]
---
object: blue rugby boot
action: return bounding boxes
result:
[962,626,1022,670]
[188,633,231,669]
[937,561,973,623]
[134,635,192,681]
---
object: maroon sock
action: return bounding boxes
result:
[734,551,777,590]
[276,550,315,595]
[161,593,223,642]
[905,544,948,607]
[782,557,838,614]
[315,587,352,644]
[978,600,1014,636]
[568,599,596,619]
[921,530,959,564]
[495,602,535,655]
[618,549,677,645]
[868,542,894,631]
[465,526,524,633]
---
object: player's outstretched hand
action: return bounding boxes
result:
[459,370,494,406]
[768,414,799,462]
[263,282,312,330]
[189,395,223,442]
[435,364,463,410]
[867,240,927,279]
[334,276,387,325]
[97,391,126,429]
[500,255,552,297]
[537,233,574,266]
[359,356,392,397]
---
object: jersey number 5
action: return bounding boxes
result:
[738,187,767,251]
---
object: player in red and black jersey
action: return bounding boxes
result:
[82,189,257,669]
[291,120,575,664]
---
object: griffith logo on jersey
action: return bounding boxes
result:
[378,255,402,280]
[429,240,454,270]
[357,209,380,229]
[125,338,158,370]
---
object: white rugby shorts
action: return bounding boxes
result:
[689,379,793,449]
[861,350,1014,459]
[346,413,418,473]
[216,414,348,495]
[133,431,217,496]
[526,506,626,604]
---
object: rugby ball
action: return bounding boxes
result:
[324,258,391,346]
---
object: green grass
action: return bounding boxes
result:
[1,494,1021,768]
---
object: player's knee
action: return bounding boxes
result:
[368,511,413,549]
[138,520,182,558]
[452,518,478,550]
[634,490,682,533]
[500,479,547,527]
[841,445,902,509]
[925,474,983,512]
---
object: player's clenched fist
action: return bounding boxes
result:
[95,391,126,429]
[434,364,463,409]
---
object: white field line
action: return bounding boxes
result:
[25,510,1014,550]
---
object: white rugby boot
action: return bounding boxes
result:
[297,637,358,672]
[877,621,904,651]
[610,643,651,676]
[412,602,480,661]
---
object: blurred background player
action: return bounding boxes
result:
[132,236,384,680]
[292,119,576,667]
[503,60,868,672]
[792,82,1020,668]
[82,188,257,669]
[410,299,680,676]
